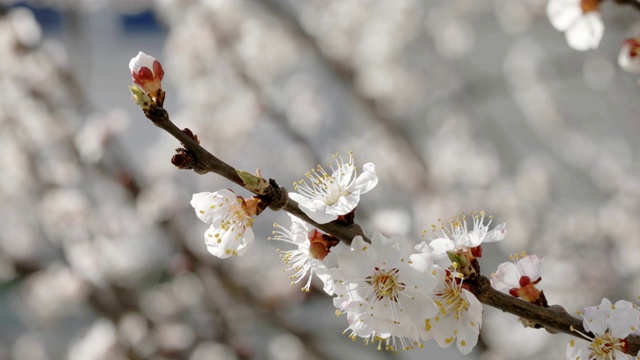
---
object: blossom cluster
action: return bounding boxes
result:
[129,53,640,357]
[546,0,640,75]
[186,152,511,354]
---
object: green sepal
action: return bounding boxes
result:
[129,85,152,110]
[237,170,269,195]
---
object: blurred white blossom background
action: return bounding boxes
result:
[1,0,639,359]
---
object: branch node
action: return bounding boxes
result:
[171,148,196,169]
[143,105,169,125]
[266,179,289,211]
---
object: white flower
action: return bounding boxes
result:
[491,253,544,303]
[190,189,256,259]
[424,266,483,355]
[567,298,640,360]
[332,232,439,352]
[129,51,164,95]
[269,214,337,294]
[546,0,603,51]
[419,211,506,260]
[289,153,378,224]
[619,38,640,74]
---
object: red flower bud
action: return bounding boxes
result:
[129,51,164,95]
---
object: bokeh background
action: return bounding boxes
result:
[1,0,639,359]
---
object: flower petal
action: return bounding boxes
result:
[516,255,544,281]
[429,238,455,258]
[354,163,378,194]
[483,223,506,243]
[129,51,157,73]
[289,193,337,224]
[547,0,582,31]
[491,262,521,292]
[565,12,603,51]
[310,259,335,295]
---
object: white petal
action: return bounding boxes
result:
[516,255,544,281]
[203,225,231,258]
[612,350,636,360]
[609,301,640,339]
[430,314,457,348]
[407,252,434,273]
[190,190,235,224]
[286,213,311,239]
[565,13,603,51]
[373,233,410,268]
[405,255,439,298]
[582,298,611,334]
[353,163,378,194]
[338,237,376,280]
[546,0,582,31]
[328,192,360,216]
[491,262,521,292]
[415,241,431,255]
[235,227,254,256]
[429,238,455,258]
[203,223,253,259]
[483,223,507,243]
[288,193,337,224]
[566,339,588,360]
[460,228,487,248]
[463,290,484,324]
[190,192,212,212]
[310,259,335,295]
[129,51,157,72]
[456,306,481,355]
[618,42,640,74]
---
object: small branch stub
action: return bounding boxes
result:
[266,178,289,211]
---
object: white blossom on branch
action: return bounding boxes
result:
[423,266,483,355]
[566,298,640,360]
[289,153,378,224]
[418,211,506,260]
[332,232,438,352]
[190,189,258,258]
[547,0,604,51]
[491,253,544,304]
[269,214,338,294]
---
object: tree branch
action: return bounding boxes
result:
[144,102,640,354]
[144,105,368,245]
[612,0,640,13]
[470,275,640,354]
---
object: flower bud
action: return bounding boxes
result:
[171,148,195,169]
[129,51,164,96]
[619,38,640,74]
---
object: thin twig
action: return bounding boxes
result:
[470,275,640,354]
[145,106,369,245]
[613,0,640,12]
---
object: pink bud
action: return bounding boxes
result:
[129,51,164,95]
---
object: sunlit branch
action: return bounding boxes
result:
[470,275,640,354]
[143,105,368,246]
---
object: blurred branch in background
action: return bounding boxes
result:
[2,1,640,360]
